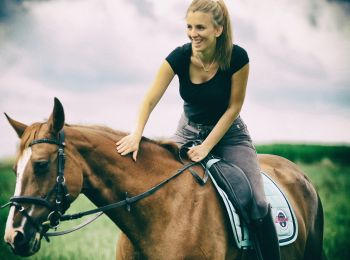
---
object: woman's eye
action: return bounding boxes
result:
[34,161,50,174]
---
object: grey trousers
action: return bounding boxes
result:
[171,114,268,220]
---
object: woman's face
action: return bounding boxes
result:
[186,11,222,53]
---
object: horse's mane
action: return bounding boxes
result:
[69,124,180,159]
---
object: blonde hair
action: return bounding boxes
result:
[186,0,233,71]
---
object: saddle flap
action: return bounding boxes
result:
[208,170,298,249]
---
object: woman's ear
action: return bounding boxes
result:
[215,25,223,37]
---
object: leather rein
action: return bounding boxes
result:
[1,130,204,241]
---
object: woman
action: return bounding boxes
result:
[116,0,280,259]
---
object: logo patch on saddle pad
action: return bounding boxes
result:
[207,166,298,249]
[275,210,289,230]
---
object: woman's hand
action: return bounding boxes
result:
[116,134,142,161]
[187,144,211,162]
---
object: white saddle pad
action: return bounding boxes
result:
[207,164,298,249]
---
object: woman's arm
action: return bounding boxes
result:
[187,63,249,161]
[116,60,175,160]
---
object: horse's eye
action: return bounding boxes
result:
[34,160,50,174]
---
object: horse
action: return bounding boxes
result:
[2,98,324,259]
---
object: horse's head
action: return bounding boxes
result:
[3,98,83,256]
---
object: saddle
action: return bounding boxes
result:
[205,158,298,249]
[179,141,298,249]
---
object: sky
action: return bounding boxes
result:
[0,0,349,158]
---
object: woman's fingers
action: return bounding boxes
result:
[116,135,139,161]
[187,147,197,157]
[132,150,138,161]
[116,136,133,150]
[187,147,195,155]
[117,141,130,150]
[121,148,132,156]
[116,138,127,149]
[187,145,208,162]
[187,149,199,161]
[118,143,135,154]
[116,136,129,146]
[190,155,201,162]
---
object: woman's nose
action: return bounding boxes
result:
[189,29,199,38]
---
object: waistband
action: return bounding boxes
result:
[187,119,214,129]
[183,114,242,130]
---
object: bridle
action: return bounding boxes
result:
[1,130,69,241]
[1,130,204,241]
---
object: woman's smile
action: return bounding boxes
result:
[186,11,220,53]
[192,38,203,47]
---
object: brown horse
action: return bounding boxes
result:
[2,98,323,259]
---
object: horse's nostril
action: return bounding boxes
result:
[13,231,26,247]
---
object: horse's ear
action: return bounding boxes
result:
[47,97,65,135]
[4,113,28,138]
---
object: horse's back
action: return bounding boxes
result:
[115,154,324,260]
[258,154,324,260]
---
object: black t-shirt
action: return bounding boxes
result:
[166,43,249,125]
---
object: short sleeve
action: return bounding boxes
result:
[165,43,190,75]
[165,46,183,75]
[230,45,249,75]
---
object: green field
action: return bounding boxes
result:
[0,144,349,259]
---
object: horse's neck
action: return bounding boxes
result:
[66,126,189,239]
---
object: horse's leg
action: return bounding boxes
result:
[303,193,325,260]
[116,233,141,260]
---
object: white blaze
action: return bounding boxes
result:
[5,148,32,242]
[15,148,33,196]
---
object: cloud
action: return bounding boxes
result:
[1,0,350,158]
[126,0,156,19]
[230,0,350,110]
[0,0,187,92]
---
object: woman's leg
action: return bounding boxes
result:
[211,143,268,219]
[212,118,280,260]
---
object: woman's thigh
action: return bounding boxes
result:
[212,143,268,219]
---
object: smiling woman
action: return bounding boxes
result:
[116,0,281,259]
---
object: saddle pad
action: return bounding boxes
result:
[207,168,298,249]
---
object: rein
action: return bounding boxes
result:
[1,130,201,240]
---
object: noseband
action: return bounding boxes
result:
[1,130,204,241]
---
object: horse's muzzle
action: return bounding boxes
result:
[5,229,41,257]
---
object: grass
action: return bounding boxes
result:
[298,159,350,260]
[0,144,350,259]
[256,143,350,166]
